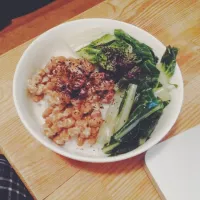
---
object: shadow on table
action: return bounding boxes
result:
[64,153,145,175]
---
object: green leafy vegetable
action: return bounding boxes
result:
[114,29,158,64]
[99,40,137,71]
[118,60,160,92]
[160,46,178,79]
[155,45,179,102]
[76,30,179,156]
[106,110,162,156]
[77,47,103,64]
[115,84,137,131]
[157,46,178,89]
[153,86,171,101]
[90,34,117,46]
[103,89,165,155]
[77,33,138,71]
[97,90,124,144]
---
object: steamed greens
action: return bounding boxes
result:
[160,46,178,79]
[77,29,178,156]
[97,90,124,144]
[103,89,165,155]
[114,29,158,65]
[78,33,138,71]
[156,46,179,101]
[115,84,137,131]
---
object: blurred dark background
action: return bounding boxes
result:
[0,0,54,30]
[0,0,102,55]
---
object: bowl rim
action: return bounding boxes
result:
[13,18,184,163]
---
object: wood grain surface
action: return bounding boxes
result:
[0,0,103,55]
[0,0,200,199]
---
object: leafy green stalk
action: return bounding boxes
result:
[114,103,163,141]
[103,89,164,154]
[138,110,162,145]
[160,46,178,78]
[115,84,137,131]
[114,29,158,64]
[157,46,178,89]
[77,33,138,71]
[99,40,137,71]
[116,59,160,93]
[77,47,103,64]
[105,110,163,156]
[155,45,179,102]
[97,90,124,144]
[90,34,117,46]
[103,104,162,154]
[153,86,171,101]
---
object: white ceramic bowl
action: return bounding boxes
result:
[13,19,183,163]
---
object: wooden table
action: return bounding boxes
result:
[0,0,103,55]
[0,0,200,199]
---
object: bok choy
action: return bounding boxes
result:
[77,29,179,156]
[97,90,124,144]
[103,89,165,155]
[115,84,137,131]
[155,46,179,101]
[157,46,178,89]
